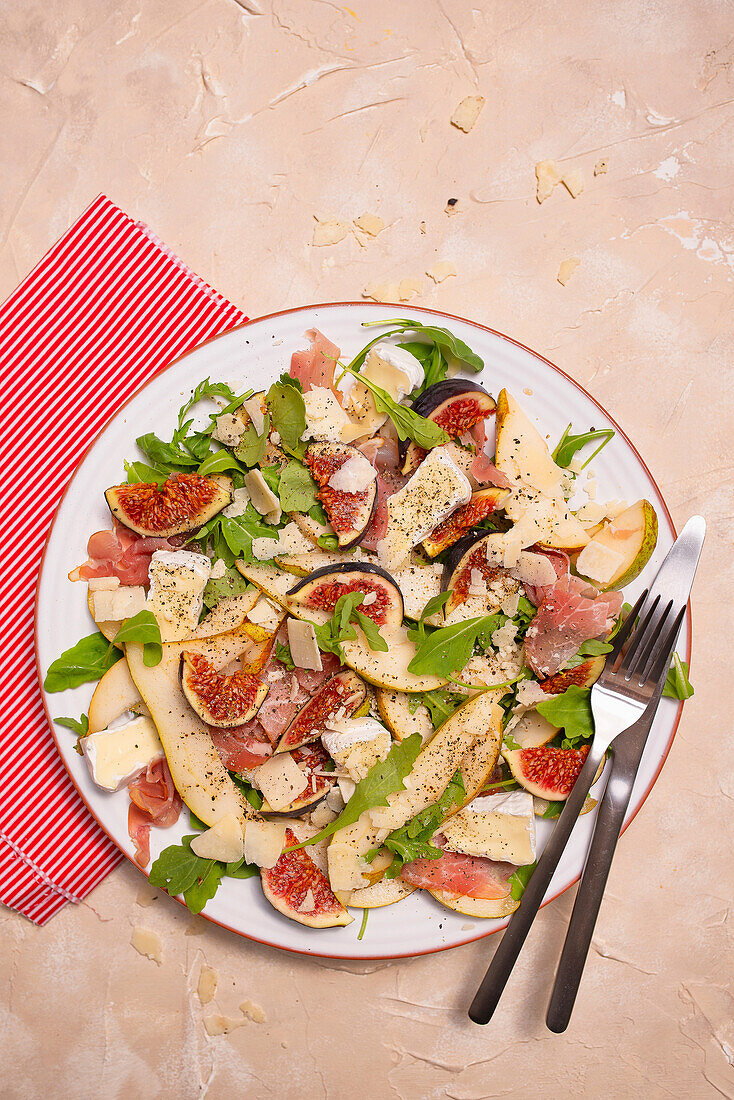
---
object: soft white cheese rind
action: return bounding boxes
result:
[81,716,164,792]
[147,550,211,637]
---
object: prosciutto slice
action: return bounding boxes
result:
[524,574,623,677]
[128,758,182,868]
[290,329,342,400]
[71,523,181,587]
[358,428,407,550]
[470,452,513,488]
[522,547,570,607]
[401,841,516,901]
[208,723,274,772]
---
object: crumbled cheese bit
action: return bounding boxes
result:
[224,486,250,518]
[240,999,266,1024]
[426,261,457,283]
[313,217,350,246]
[468,567,488,596]
[557,258,580,286]
[270,431,280,445]
[130,927,162,965]
[209,558,227,580]
[535,159,561,203]
[516,679,548,707]
[197,965,218,1005]
[584,478,597,500]
[288,674,301,701]
[212,413,245,447]
[501,590,520,617]
[450,95,485,132]
[363,281,399,304]
[135,885,158,907]
[561,168,584,198]
[354,213,385,237]
[327,452,376,494]
[576,501,607,525]
[594,158,608,176]
[362,591,377,606]
[203,1014,246,1036]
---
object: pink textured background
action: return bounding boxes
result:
[2,2,732,1096]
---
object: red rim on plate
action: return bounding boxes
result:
[35,302,690,960]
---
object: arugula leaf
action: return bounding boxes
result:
[312,592,387,657]
[189,811,208,831]
[230,772,264,810]
[196,449,244,477]
[563,638,613,670]
[663,652,694,700]
[317,533,340,550]
[397,341,449,395]
[278,459,319,512]
[509,861,536,900]
[175,378,239,439]
[537,685,594,747]
[275,642,295,670]
[266,375,307,457]
[541,802,564,819]
[354,610,389,652]
[44,632,122,692]
[149,834,255,914]
[286,734,423,851]
[113,610,162,667]
[361,318,484,373]
[418,689,465,729]
[408,614,502,678]
[552,424,614,470]
[375,769,465,877]
[55,713,89,736]
[193,505,279,565]
[203,567,255,610]
[183,861,225,914]
[136,432,200,471]
[234,411,270,468]
[225,858,259,879]
[340,363,449,449]
[124,460,167,486]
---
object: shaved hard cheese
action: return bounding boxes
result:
[287,619,323,671]
[575,540,625,584]
[88,576,120,592]
[327,452,376,494]
[354,213,385,237]
[441,790,536,865]
[246,596,283,631]
[252,522,313,561]
[224,487,250,518]
[253,754,306,811]
[212,413,245,447]
[197,966,218,1005]
[450,95,485,132]
[244,470,281,524]
[509,550,558,588]
[190,815,245,863]
[243,820,287,868]
[91,585,147,623]
[303,386,353,443]
[242,396,266,435]
[130,927,162,965]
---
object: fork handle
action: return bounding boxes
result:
[545,772,631,1032]
[468,743,606,1024]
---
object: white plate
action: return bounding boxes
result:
[36,302,687,960]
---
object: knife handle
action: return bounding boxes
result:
[545,766,633,1033]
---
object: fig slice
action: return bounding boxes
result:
[260,827,353,927]
[538,655,605,694]
[422,488,510,557]
[399,379,496,474]
[304,440,378,548]
[181,651,269,728]
[106,472,231,536]
[442,531,521,622]
[276,670,367,753]
[259,743,337,815]
[287,562,404,631]
[504,745,590,800]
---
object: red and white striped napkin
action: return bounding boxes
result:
[0,195,247,925]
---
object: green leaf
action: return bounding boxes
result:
[230,772,264,810]
[354,610,389,652]
[311,592,387,657]
[418,689,465,729]
[266,375,307,457]
[174,378,240,440]
[663,652,694,700]
[361,318,484,373]
[184,860,224,914]
[509,861,536,900]
[377,769,465,877]
[357,908,369,940]
[537,685,594,747]
[225,860,259,880]
[577,639,613,656]
[55,713,89,737]
[149,835,208,897]
[405,590,451,650]
[398,342,449,395]
[44,633,122,692]
[278,459,319,512]
[197,448,244,477]
[203,567,255,610]
[552,424,614,470]
[541,802,564,819]
[113,610,162,667]
[341,364,449,449]
[124,460,167,486]
[285,734,423,851]
[234,411,270,467]
[196,506,279,564]
[275,642,295,670]
[136,432,200,471]
[189,811,208,832]
[408,614,501,678]
[317,533,340,550]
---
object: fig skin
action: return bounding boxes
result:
[105,473,231,537]
[276,670,367,753]
[288,562,404,632]
[180,651,269,728]
[305,441,378,549]
[422,488,509,557]
[260,828,353,927]
[399,379,496,474]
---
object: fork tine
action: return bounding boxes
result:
[619,593,661,676]
[626,598,672,681]
[643,605,686,687]
[609,589,648,666]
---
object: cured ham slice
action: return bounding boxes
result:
[208,723,274,772]
[358,430,407,551]
[71,522,181,587]
[470,452,513,488]
[522,547,570,607]
[293,652,341,694]
[401,842,516,901]
[128,758,182,868]
[524,574,623,677]
[289,329,343,400]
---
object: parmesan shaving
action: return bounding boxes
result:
[535,159,561,203]
[426,261,457,283]
[557,257,580,285]
[450,95,485,132]
[130,927,162,965]
[354,213,385,237]
[312,217,349,246]
[197,965,218,1005]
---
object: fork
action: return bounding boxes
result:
[468,517,704,1025]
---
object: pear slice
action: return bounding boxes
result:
[376,689,433,744]
[88,658,141,734]
[428,890,518,919]
[343,877,416,909]
[574,499,658,590]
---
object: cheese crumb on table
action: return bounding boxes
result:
[594,158,608,175]
[130,927,162,965]
[450,95,485,132]
[312,217,350,246]
[197,965,218,1005]
[353,213,385,237]
[240,999,267,1023]
[426,261,457,283]
[203,1014,246,1036]
[557,257,581,285]
[363,277,422,304]
[535,159,561,203]
[561,168,585,197]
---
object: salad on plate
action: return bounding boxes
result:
[44,318,692,934]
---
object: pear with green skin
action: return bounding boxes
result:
[574,499,658,591]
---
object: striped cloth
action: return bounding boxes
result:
[0,195,247,925]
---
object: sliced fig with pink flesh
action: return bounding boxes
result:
[105,473,231,536]
[422,487,510,557]
[260,828,353,927]
[442,531,519,618]
[181,651,269,728]
[305,440,378,548]
[288,562,404,631]
[504,745,590,800]
[259,743,336,815]
[399,379,496,474]
[276,670,367,753]
[538,655,605,694]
